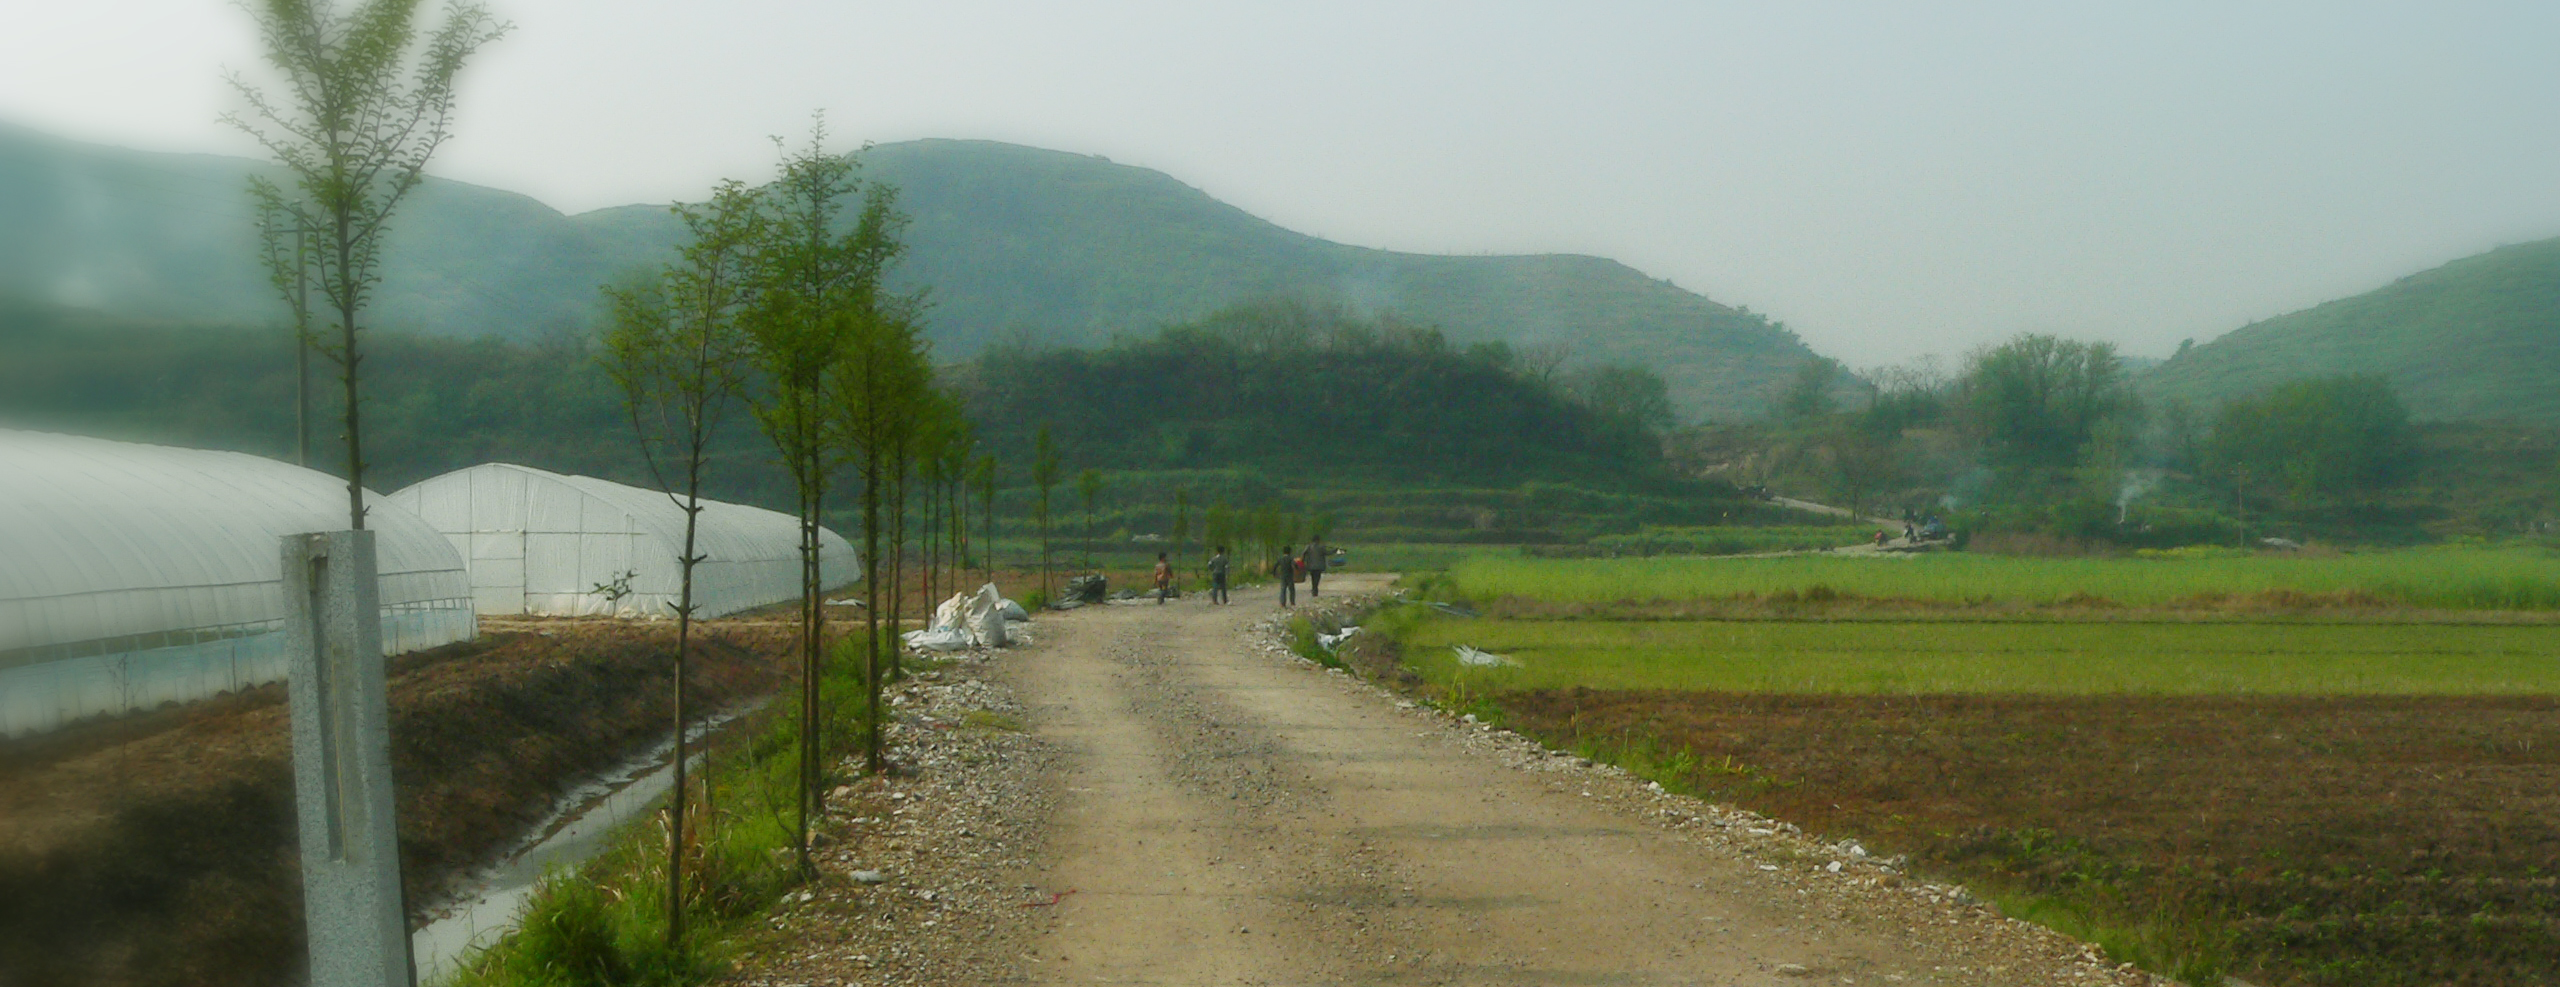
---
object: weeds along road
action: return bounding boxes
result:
[1000,573,2152,987]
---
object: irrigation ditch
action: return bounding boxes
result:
[0,619,796,987]
[412,703,757,982]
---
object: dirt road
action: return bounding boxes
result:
[1000,574,2147,987]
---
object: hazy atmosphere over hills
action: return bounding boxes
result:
[2144,237,2560,424]
[11,111,2560,426]
[11,7,2560,987]
[0,123,1820,420]
[14,4,2559,365]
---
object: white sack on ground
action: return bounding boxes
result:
[903,626,975,652]
[931,592,970,633]
[967,583,1010,648]
[1455,645,1520,668]
[908,584,1010,649]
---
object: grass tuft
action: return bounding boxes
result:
[1285,616,1345,670]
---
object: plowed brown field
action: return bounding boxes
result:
[1501,690,2560,985]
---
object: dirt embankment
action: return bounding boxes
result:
[0,621,795,987]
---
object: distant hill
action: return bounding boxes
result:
[0,124,1821,420]
[0,121,621,339]
[2144,238,2560,423]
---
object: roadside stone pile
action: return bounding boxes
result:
[719,647,1057,987]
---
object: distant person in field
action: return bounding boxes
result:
[1153,552,1172,604]
[1209,545,1231,605]
[1275,543,1298,607]
[1301,537,1330,597]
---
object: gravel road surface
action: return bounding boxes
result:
[728,574,2168,987]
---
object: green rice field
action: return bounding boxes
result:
[1400,617,2560,695]
[1446,545,2560,610]
[1373,544,2560,984]
[1574,524,1878,556]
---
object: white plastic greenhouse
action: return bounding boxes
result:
[0,429,477,737]
[385,463,856,619]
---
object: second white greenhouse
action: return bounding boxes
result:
[385,463,857,619]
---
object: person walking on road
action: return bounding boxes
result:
[1153,552,1173,604]
[1301,537,1330,597]
[1275,543,1298,607]
[1208,545,1231,605]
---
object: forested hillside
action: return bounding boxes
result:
[2144,237,2560,423]
[0,123,1820,420]
[0,299,1734,540]
[953,302,1677,488]
[0,296,743,499]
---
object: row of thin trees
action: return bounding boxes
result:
[600,125,1017,951]
[220,0,1007,964]
[218,5,1292,959]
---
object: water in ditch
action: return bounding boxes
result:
[409,709,743,984]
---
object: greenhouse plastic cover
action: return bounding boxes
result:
[385,463,857,619]
[0,429,475,736]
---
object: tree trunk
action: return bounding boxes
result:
[888,435,909,680]
[294,226,311,469]
[862,428,884,777]
[793,395,826,877]
[668,455,700,952]
[336,215,366,531]
[916,465,926,613]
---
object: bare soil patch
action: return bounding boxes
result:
[0,621,794,987]
[1498,690,2560,985]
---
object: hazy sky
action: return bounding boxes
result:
[5,1,2557,362]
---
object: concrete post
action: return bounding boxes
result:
[284,530,415,987]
